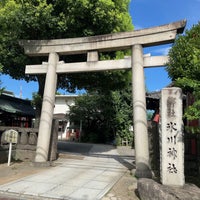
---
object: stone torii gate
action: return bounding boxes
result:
[20,20,186,178]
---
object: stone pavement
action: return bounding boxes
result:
[0,143,136,200]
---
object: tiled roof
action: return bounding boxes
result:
[0,94,35,116]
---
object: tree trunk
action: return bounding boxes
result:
[34,75,45,128]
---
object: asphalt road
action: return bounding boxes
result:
[57,141,94,154]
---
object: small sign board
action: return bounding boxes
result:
[4,129,18,143]
[4,129,18,166]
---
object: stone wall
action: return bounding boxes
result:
[0,126,38,163]
[0,122,58,163]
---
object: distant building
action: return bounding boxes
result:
[54,95,78,140]
[1,90,15,97]
[0,93,35,127]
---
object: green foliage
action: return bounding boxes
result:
[31,92,43,127]
[0,65,4,94]
[167,21,200,120]
[69,86,133,144]
[112,88,133,143]
[147,110,154,121]
[0,0,134,133]
[31,92,42,109]
[0,0,133,85]
[185,125,200,134]
[184,100,200,120]
[50,0,133,37]
[69,93,113,143]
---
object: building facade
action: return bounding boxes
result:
[54,95,78,140]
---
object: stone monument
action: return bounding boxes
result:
[160,87,185,186]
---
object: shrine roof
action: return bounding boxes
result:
[0,94,35,116]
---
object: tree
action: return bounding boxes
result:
[111,85,133,144]
[167,21,200,120]
[69,92,112,143]
[0,0,133,125]
[0,66,4,94]
[69,85,133,144]
[0,0,133,84]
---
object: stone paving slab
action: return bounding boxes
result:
[0,154,127,200]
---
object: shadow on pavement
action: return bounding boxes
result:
[57,141,136,171]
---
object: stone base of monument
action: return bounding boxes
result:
[137,178,200,200]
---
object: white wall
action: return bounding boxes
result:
[54,95,78,115]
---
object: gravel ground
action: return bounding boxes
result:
[102,170,139,200]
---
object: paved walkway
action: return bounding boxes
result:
[0,143,134,200]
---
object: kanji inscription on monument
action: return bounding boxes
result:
[160,87,185,186]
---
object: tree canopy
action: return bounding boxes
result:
[0,0,133,93]
[0,0,134,134]
[69,86,133,144]
[167,21,200,120]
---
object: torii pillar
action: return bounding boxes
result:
[132,45,152,178]
[35,52,59,162]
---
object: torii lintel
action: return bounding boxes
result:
[19,20,186,56]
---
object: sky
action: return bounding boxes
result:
[1,0,200,99]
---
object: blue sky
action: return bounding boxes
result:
[1,0,200,99]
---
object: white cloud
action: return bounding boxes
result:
[134,24,143,30]
[152,46,171,55]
